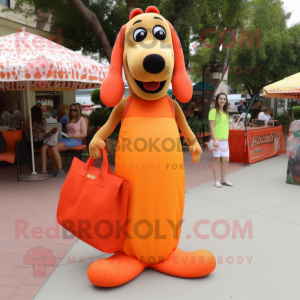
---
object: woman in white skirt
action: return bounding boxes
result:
[209,93,233,188]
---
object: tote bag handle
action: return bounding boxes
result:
[78,148,111,187]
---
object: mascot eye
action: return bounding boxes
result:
[153,26,166,40]
[133,28,147,42]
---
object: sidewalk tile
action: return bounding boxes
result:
[37,241,58,250]
[51,250,68,259]
[0,276,25,286]
[9,267,32,278]
[55,239,78,245]
[6,253,25,261]
[0,286,18,299]
[45,266,56,276]
[0,247,32,254]
[52,244,73,252]
[8,296,34,300]
[0,253,8,263]
[17,260,35,268]
[0,260,19,276]
[13,285,41,297]
[22,276,49,286]
[0,220,16,229]
[5,240,41,248]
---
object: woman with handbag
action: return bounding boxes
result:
[209,93,233,188]
[41,103,87,177]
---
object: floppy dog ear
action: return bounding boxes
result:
[167,21,193,103]
[100,26,126,107]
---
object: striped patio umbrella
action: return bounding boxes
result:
[0,28,109,181]
[263,73,300,99]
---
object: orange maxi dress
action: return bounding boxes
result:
[114,95,185,264]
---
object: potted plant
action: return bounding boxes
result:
[88,107,111,131]
[188,117,202,134]
[292,106,300,120]
[188,117,203,146]
[277,111,294,134]
[188,118,211,136]
[201,119,210,137]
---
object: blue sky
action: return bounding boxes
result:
[282,0,300,27]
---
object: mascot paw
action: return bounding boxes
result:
[149,248,216,278]
[189,142,202,163]
[89,137,106,159]
[87,252,146,287]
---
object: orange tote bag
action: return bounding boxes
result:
[57,149,130,253]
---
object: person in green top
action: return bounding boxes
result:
[208,93,233,188]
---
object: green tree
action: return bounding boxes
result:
[228,0,300,98]
[2,0,122,61]
[88,107,111,128]
[90,89,106,107]
[2,0,198,66]
[188,0,249,117]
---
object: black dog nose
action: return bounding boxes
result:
[143,54,165,74]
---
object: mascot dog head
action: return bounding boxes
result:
[100,6,193,107]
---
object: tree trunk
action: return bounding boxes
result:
[172,17,184,33]
[36,10,51,30]
[172,1,198,33]
[69,0,112,62]
[245,85,254,98]
[245,85,261,100]
[126,0,136,14]
[202,86,215,119]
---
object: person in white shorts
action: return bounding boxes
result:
[212,140,230,158]
[208,93,233,188]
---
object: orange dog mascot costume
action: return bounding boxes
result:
[88,6,216,287]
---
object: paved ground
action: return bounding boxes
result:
[1,151,299,299]
[0,156,78,300]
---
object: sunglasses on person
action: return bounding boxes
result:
[70,109,77,112]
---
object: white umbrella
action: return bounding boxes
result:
[0,28,109,181]
[89,105,102,111]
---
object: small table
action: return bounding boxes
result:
[228,110,239,115]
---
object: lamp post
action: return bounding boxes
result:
[201,61,223,150]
